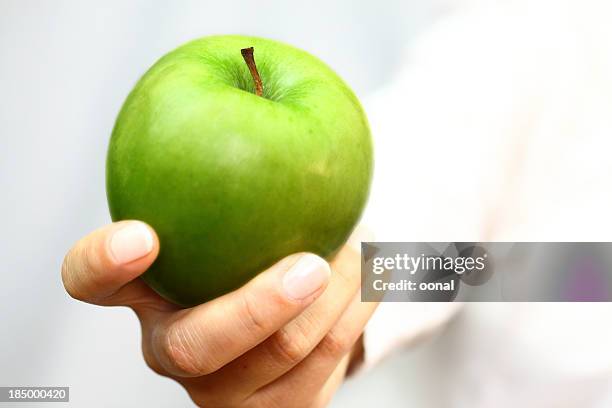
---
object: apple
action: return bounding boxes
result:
[106,35,373,307]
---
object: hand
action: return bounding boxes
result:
[61,221,376,407]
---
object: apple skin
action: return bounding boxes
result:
[106,35,373,307]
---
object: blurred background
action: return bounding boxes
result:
[3,0,612,406]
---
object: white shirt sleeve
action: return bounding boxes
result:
[361,302,462,370]
[358,0,612,378]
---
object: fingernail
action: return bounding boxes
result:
[282,254,331,300]
[110,222,154,265]
[347,225,375,253]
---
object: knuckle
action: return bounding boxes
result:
[239,290,269,335]
[142,347,166,376]
[158,322,216,376]
[318,330,353,358]
[140,326,167,376]
[268,325,312,366]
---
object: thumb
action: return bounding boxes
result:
[61,220,159,303]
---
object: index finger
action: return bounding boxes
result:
[150,253,331,377]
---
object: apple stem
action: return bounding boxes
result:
[241,47,263,97]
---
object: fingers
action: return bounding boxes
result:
[61,221,159,304]
[151,253,331,377]
[249,293,378,408]
[194,240,363,401]
[310,354,351,408]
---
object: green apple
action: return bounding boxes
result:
[106,35,373,307]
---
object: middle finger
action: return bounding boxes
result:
[188,239,363,403]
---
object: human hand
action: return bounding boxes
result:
[61,221,376,407]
